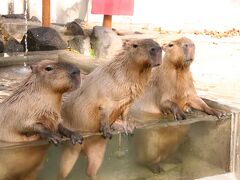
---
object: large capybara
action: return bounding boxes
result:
[57,39,162,179]
[132,37,225,173]
[0,60,83,180]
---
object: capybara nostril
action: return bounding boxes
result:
[70,68,80,77]
[60,63,80,77]
[67,65,80,77]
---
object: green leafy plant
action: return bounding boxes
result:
[89,48,96,58]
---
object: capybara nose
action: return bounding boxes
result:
[150,46,161,55]
[150,46,162,67]
[60,63,80,77]
[69,68,80,77]
[70,68,80,77]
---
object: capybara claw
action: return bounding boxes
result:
[216,111,227,120]
[47,133,63,145]
[100,126,112,139]
[210,109,227,120]
[102,130,113,139]
[174,112,186,121]
[70,132,84,145]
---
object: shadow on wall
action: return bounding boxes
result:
[56,0,89,24]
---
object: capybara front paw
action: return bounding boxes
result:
[69,132,83,145]
[111,119,136,135]
[99,125,112,139]
[183,106,192,113]
[47,133,63,145]
[211,109,227,119]
[173,111,186,121]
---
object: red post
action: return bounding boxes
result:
[42,0,50,27]
[102,15,112,29]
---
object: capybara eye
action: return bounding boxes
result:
[45,66,53,71]
[150,48,155,53]
[132,44,138,48]
[168,43,174,47]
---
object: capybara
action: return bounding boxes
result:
[132,37,225,173]
[0,60,83,180]
[57,39,162,179]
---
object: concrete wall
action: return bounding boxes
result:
[1,0,240,31]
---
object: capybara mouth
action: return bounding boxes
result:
[186,59,193,62]
[184,59,193,66]
[69,76,81,91]
[185,59,193,63]
[152,63,161,67]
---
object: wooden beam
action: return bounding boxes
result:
[102,15,112,28]
[42,0,50,27]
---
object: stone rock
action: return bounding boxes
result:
[1,21,27,41]
[0,40,4,53]
[74,18,84,25]
[21,27,67,51]
[29,16,41,23]
[4,37,24,53]
[68,35,90,56]
[1,14,25,19]
[65,21,84,36]
[90,26,122,60]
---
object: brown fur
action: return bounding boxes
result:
[58,39,162,179]
[0,60,81,180]
[132,37,224,172]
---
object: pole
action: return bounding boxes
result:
[102,15,112,29]
[42,0,50,27]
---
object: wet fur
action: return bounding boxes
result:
[58,39,162,179]
[0,60,79,180]
[133,37,223,172]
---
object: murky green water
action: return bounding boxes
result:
[36,118,230,180]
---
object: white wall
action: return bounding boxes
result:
[1,0,25,14]
[1,0,240,30]
[87,0,240,31]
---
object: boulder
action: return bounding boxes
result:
[1,14,25,19]
[68,35,90,56]
[1,21,27,41]
[90,26,122,60]
[65,20,84,36]
[4,38,24,53]
[21,27,67,51]
[29,16,41,23]
[0,40,4,53]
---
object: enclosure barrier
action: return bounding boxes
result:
[0,50,233,150]
[0,107,231,150]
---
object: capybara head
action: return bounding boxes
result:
[123,39,162,68]
[163,37,195,68]
[30,60,80,93]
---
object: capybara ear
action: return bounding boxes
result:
[162,43,168,52]
[30,64,38,73]
[122,39,131,48]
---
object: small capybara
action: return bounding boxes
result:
[132,37,225,173]
[0,60,83,180]
[57,39,162,179]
